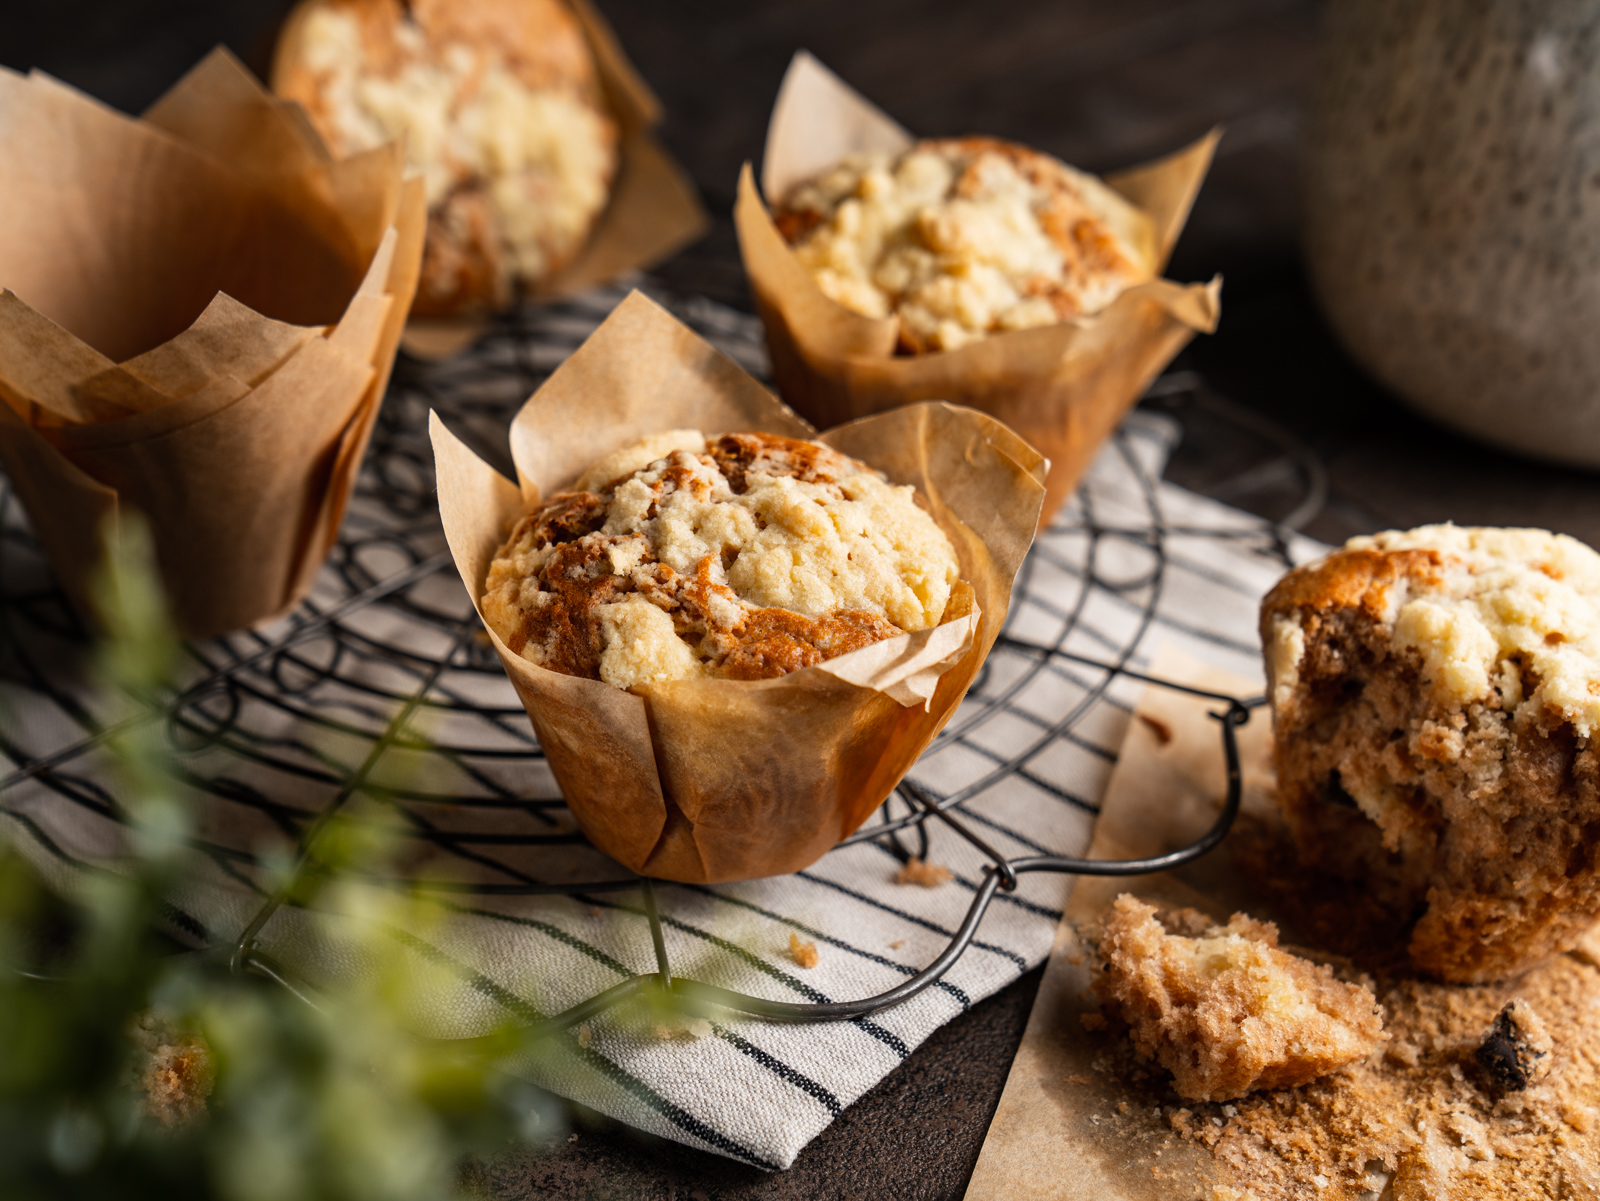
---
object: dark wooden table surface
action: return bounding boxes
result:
[7,1,1596,1196]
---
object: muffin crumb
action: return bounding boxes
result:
[788,932,819,969]
[129,1011,214,1128]
[894,857,953,887]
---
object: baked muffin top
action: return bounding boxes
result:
[1263,524,1600,736]
[773,137,1157,353]
[278,0,617,312]
[481,430,961,690]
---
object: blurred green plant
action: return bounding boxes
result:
[0,518,563,1200]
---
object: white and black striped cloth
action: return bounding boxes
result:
[0,289,1324,1170]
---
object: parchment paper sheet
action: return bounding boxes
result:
[736,52,1221,525]
[0,49,425,636]
[966,648,1275,1201]
[432,289,1047,883]
[272,0,709,359]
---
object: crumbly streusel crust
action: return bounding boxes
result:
[480,430,960,690]
[1261,524,1600,983]
[276,0,618,316]
[773,136,1157,353]
[1091,895,1386,1102]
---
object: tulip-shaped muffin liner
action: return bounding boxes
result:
[736,51,1222,525]
[432,290,1046,883]
[274,0,710,360]
[0,49,426,636]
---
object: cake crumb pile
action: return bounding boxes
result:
[1080,920,1600,1199]
[129,1011,214,1128]
[1091,895,1386,1102]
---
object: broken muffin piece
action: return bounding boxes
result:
[1261,524,1600,983]
[1091,894,1386,1102]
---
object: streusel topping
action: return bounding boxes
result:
[775,137,1155,352]
[295,2,616,286]
[1270,524,1600,736]
[481,430,960,690]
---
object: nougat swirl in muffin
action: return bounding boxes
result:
[773,137,1158,353]
[481,430,961,690]
[276,0,618,316]
[1262,524,1600,983]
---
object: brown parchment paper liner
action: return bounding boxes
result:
[273,0,709,361]
[967,649,1288,1201]
[432,290,1046,883]
[737,52,1222,526]
[0,49,425,636]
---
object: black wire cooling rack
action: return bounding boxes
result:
[0,283,1318,1040]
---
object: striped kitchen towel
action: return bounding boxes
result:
[0,287,1326,1169]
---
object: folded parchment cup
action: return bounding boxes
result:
[274,0,709,359]
[432,291,1045,883]
[0,49,425,638]
[736,52,1222,526]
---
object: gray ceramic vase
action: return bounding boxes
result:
[1305,1,1600,465]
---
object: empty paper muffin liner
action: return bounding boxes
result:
[0,49,425,636]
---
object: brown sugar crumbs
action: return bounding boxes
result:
[1082,929,1600,1199]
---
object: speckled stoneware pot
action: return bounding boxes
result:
[1305,1,1600,465]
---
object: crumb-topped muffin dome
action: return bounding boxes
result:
[773,137,1157,353]
[1268,524,1600,737]
[481,430,961,689]
[275,0,618,316]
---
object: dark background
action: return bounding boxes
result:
[5,2,1597,1196]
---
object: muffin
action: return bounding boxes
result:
[1261,524,1600,982]
[274,0,618,316]
[435,291,1044,882]
[1092,895,1386,1102]
[772,137,1158,353]
[481,429,961,689]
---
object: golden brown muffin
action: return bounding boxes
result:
[480,430,961,689]
[274,0,618,316]
[773,136,1157,353]
[1261,524,1600,983]
[1092,894,1387,1103]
